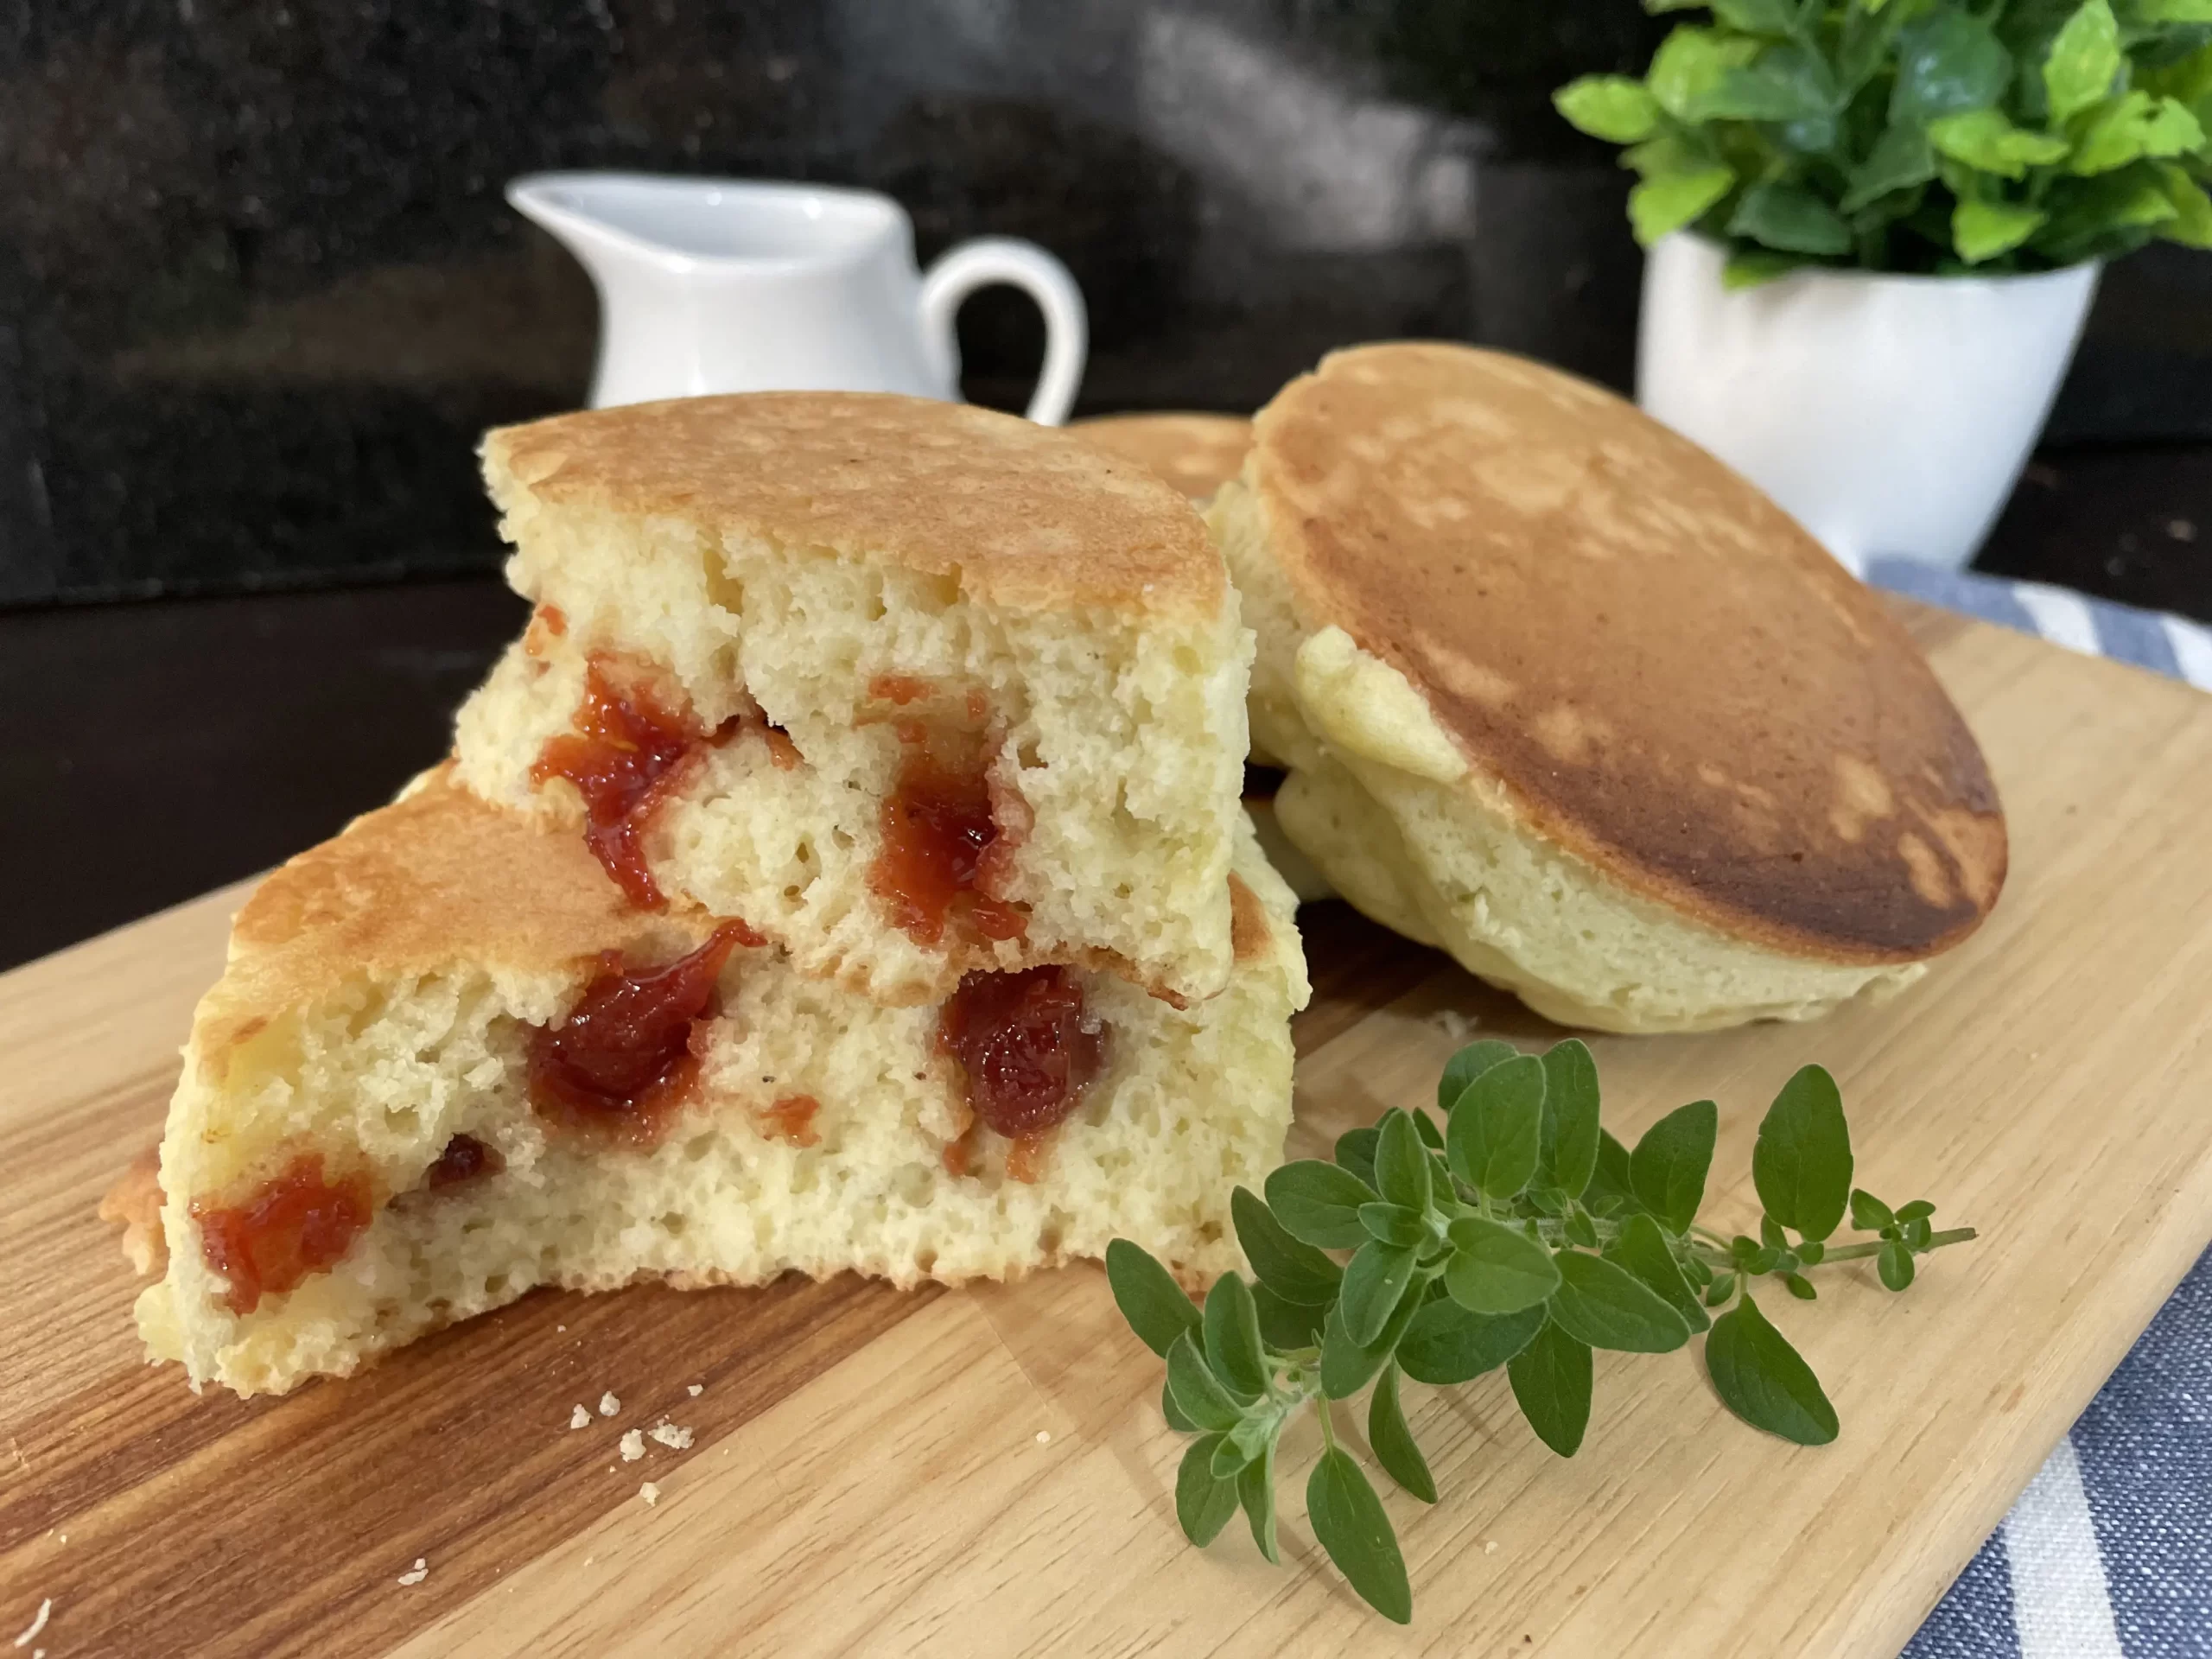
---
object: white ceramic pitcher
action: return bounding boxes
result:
[509,172,1089,423]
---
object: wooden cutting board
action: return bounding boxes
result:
[3,604,2209,1659]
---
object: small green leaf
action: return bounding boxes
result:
[1630,1099,1719,1234]
[1340,1242,1419,1347]
[1796,1239,1825,1267]
[1878,1239,1917,1291]
[1697,56,1837,125]
[1586,1129,1645,1217]
[1841,123,1937,212]
[2075,92,2206,175]
[1252,1283,1329,1351]
[1445,1216,1563,1314]
[1538,1039,1602,1199]
[1230,1185,1342,1307]
[1211,1431,1255,1479]
[1840,0,1912,90]
[1524,1183,1568,1217]
[1396,1299,1546,1385]
[1166,1332,1243,1432]
[1239,1437,1280,1563]
[1412,1109,1446,1152]
[1374,1109,1434,1214]
[1703,1270,1738,1308]
[1107,1238,1201,1357]
[1563,1208,1600,1249]
[1630,167,1737,245]
[1555,74,1662,143]
[1550,1250,1695,1353]
[1334,1126,1380,1189]
[1604,1212,1712,1333]
[1437,1039,1517,1115]
[1446,1052,1547,1200]
[1177,1436,1243,1546]
[1760,1213,1788,1251]
[1650,25,1764,120]
[2135,0,2212,18]
[1307,1448,1413,1624]
[1202,1274,1268,1402]
[1782,1271,1818,1300]
[1850,1189,1897,1231]
[1509,1318,1595,1457]
[2035,162,2177,260]
[1369,1363,1438,1503]
[1163,1376,1197,1432]
[1360,1202,1427,1250]
[1709,0,1802,34]
[1929,108,2072,179]
[1321,1291,1421,1400]
[1902,1216,1934,1249]
[1891,9,2013,124]
[1724,249,1811,289]
[1265,1160,1377,1250]
[1894,1199,1936,1223]
[1752,1066,1854,1242]
[1704,1293,1839,1444]
[2045,0,2122,127]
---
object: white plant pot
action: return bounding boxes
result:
[1637,233,2101,571]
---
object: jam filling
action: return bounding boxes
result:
[527,921,760,1147]
[868,696,1029,948]
[938,967,1106,1147]
[425,1134,503,1189]
[532,661,711,909]
[758,1093,822,1148]
[193,1153,373,1316]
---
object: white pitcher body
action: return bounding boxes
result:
[508,173,1084,423]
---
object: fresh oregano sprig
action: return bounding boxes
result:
[1106,1039,1976,1624]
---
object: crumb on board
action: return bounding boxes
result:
[397,1560,428,1587]
[639,1482,661,1507]
[619,1430,645,1463]
[1428,1008,1477,1043]
[1035,1430,1051,1445]
[646,1420,693,1451]
[688,1383,703,1397]
[14,1596,53,1646]
[1484,1541,1498,1554]
[569,1404,591,1431]
[599,1392,620,1418]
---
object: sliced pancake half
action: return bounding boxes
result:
[1211,342,2005,1033]
[133,771,1306,1397]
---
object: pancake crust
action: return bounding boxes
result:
[1074,413,1253,500]
[486,393,1222,616]
[1249,343,2005,964]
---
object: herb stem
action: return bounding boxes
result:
[1816,1226,1978,1262]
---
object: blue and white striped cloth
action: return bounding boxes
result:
[1857,561,2212,1659]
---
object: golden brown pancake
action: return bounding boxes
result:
[1072,413,1253,502]
[1244,342,2005,966]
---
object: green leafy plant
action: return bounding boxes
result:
[1107,1039,1975,1624]
[1554,0,2212,283]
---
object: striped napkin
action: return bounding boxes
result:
[1856,563,2212,1659]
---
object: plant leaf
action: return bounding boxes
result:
[1360,1201,1427,1250]
[1704,1293,1840,1444]
[1444,1216,1563,1314]
[1841,122,1937,211]
[1265,1160,1377,1250]
[1341,1242,1420,1347]
[1960,196,2048,262]
[1369,1363,1439,1503]
[1320,1294,1421,1400]
[1396,1299,1547,1385]
[2135,0,2212,19]
[1630,167,1738,245]
[1894,1199,1936,1223]
[1849,1188,1897,1231]
[1879,1238,1917,1291]
[1891,9,2013,124]
[1177,1436,1243,1546]
[1106,1238,1201,1357]
[1604,1212,1712,1333]
[2071,92,2206,175]
[2045,0,2122,127]
[1163,1376,1197,1432]
[1413,1108,1446,1151]
[1437,1039,1518,1115]
[1549,1249,1695,1352]
[1252,1282,1330,1351]
[1650,24,1764,120]
[1710,0,1803,34]
[1704,1270,1738,1307]
[1729,181,1852,252]
[1585,1128,1645,1217]
[1630,1099,1719,1234]
[1929,108,2072,178]
[1202,1274,1268,1402]
[1538,1039,1602,1199]
[1555,74,1662,143]
[1307,1448,1414,1624]
[1446,1052,1548,1200]
[2034,162,2178,260]
[1166,1332,1243,1432]
[1752,1065,1854,1242]
[1508,1318,1595,1456]
[1334,1125,1380,1189]
[1374,1109,1434,1214]
[1231,1185,1343,1307]
[1238,1436,1280,1563]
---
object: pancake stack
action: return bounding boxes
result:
[1211,343,2005,1033]
[134,395,1306,1397]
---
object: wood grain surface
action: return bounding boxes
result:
[3,605,2209,1658]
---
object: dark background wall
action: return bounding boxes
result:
[5,0,2210,607]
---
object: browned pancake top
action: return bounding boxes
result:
[1073,413,1252,501]
[1251,342,2005,963]
[486,393,1223,616]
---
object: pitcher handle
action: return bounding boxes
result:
[917,238,1088,426]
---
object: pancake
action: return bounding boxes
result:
[1211,342,2005,1033]
[454,392,1254,1008]
[1072,412,1253,502]
[130,771,1307,1397]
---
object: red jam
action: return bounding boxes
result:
[193,1153,373,1316]
[527,922,760,1147]
[532,660,710,909]
[424,1134,502,1189]
[938,967,1106,1142]
[758,1094,822,1148]
[869,715,1029,947]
